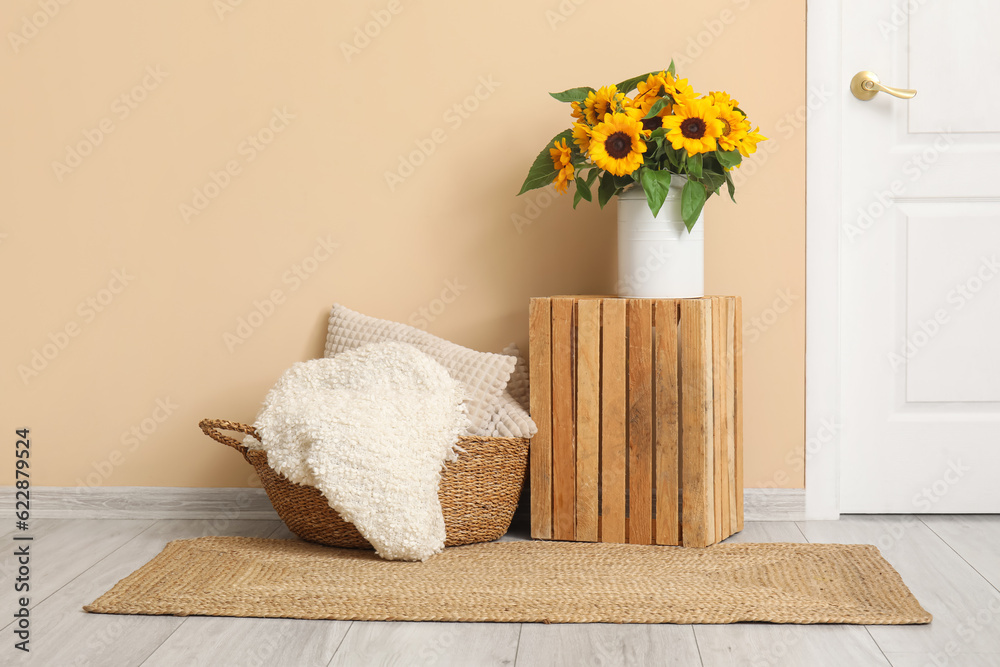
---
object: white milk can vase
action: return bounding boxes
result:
[616,178,704,298]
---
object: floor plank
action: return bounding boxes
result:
[5,519,278,667]
[797,515,1000,659]
[0,519,153,609]
[720,521,808,543]
[697,625,891,667]
[329,621,520,667]
[516,624,702,667]
[884,652,1000,667]
[142,617,350,667]
[699,520,888,667]
[919,515,1000,591]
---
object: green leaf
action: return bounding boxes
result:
[715,148,742,170]
[585,168,600,188]
[724,171,737,203]
[517,129,574,195]
[664,144,684,169]
[701,170,726,196]
[575,175,592,203]
[687,153,703,180]
[667,59,676,77]
[549,87,595,104]
[613,174,635,189]
[638,169,672,217]
[643,98,670,120]
[597,172,618,208]
[681,179,707,231]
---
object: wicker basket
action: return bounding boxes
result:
[200,419,529,549]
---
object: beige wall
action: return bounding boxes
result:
[1,0,805,489]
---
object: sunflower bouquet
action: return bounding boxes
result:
[518,63,766,230]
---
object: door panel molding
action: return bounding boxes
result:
[805,0,844,519]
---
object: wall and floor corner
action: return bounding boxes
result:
[1,2,806,506]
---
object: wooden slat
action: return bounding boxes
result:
[627,299,653,545]
[551,297,576,540]
[680,299,714,547]
[734,296,744,531]
[528,298,552,539]
[711,298,725,544]
[718,298,731,539]
[575,299,601,542]
[721,299,734,539]
[726,298,739,534]
[600,299,627,543]
[654,300,680,545]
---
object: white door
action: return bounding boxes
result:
[837,0,1000,512]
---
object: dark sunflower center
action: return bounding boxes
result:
[681,118,706,139]
[605,132,631,159]
[641,117,661,133]
[720,119,731,135]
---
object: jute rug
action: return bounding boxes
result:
[84,537,931,624]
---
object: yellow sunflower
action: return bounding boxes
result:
[570,101,584,123]
[709,91,740,110]
[633,71,696,116]
[583,85,624,125]
[665,73,697,108]
[588,112,646,177]
[571,122,591,152]
[549,138,575,194]
[738,126,768,158]
[662,98,725,156]
[634,72,668,115]
[717,106,750,152]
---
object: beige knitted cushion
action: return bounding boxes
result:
[324,305,517,436]
[489,344,536,438]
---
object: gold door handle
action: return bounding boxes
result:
[850,71,916,101]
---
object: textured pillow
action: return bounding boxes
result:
[485,344,536,439]
[485,392,538,438]
[502,343,530,411]
[325,304,516,436]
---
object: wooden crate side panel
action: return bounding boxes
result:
[680,299,715,548]
[600,299,627,543]
[551,297,576,540]
[734,296,744,532]
[711,298,725,544]
[627,299,653,545]
[575,299,601,542]
[528,298,552,539]
[726,297,738,536]
[654,300,680,545]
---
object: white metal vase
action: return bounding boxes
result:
[616,178,704,298]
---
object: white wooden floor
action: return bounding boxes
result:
[3,514,999,666]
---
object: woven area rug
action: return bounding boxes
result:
[84,537,931,624]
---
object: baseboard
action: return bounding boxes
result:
[3,486,806,522]
[0,486,280,520]
[743,488,807,521]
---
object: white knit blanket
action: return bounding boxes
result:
[250,342,469,561]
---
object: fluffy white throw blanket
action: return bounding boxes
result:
[251,342,469,561]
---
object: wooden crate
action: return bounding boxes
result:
[528,296,743,548]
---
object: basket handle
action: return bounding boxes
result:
[199,419,259,458]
